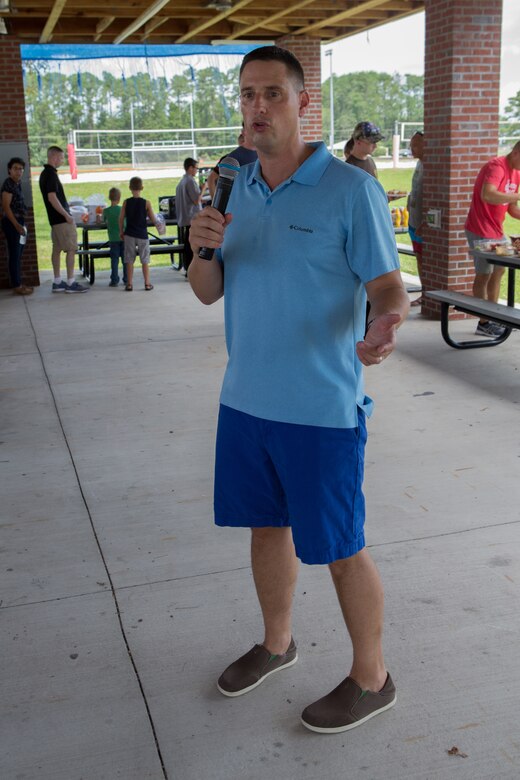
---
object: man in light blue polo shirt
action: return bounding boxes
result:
[188,46,410,735]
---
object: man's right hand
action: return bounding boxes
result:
[66,215,74,225]
[189,207,231,256]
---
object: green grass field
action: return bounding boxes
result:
[30,166,518,301]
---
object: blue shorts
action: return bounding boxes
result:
[408,224,423,244]
[214,404,367,565]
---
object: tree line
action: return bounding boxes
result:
[322,71,424,147]
[23,63,520,165]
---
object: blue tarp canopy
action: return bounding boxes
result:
[20,44,258,61]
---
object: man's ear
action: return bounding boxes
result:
[299,90,310,117]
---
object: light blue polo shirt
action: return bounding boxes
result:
[219,141,399,429]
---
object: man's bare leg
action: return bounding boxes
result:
[251,527,298,655]
[51,245,61,278]
[485,266,505,303]
[65,249,75,281]
[473,268,505,324]
[329,548,387,692]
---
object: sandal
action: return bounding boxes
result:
[125,284,133,291]
[145,284,154,291]
[411,296,424,307]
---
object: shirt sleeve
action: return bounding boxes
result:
[1,178,15,196]
[483,160,507,189]
[346,176,400,284]
[41,171,58,195]
[186,178,200,205]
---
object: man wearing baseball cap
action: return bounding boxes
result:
[345,122,385,179]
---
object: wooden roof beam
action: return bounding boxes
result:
[94,16,115,41]
[175,0,254,43]
[296,0,393,36]
[327,6,423,42]
[140,14,169,40]
[113,0,171,44]
[39,0,68,42]
[224,0,316,40]
[322,3,424,43]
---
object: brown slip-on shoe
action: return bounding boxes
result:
[13,285,33,295]
[301,673,396,734]
[217,638,298,697]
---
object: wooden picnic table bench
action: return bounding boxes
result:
[77,238,184,285]
[395,241,422,294]
[396,242,415,257]
[425,250,520,349]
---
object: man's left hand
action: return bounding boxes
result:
[356,313,401,366]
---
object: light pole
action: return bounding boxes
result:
[325,49,334,154]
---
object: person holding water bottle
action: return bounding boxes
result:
[1,157,33,295]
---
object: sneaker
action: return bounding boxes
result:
[217,638,298,697]
[64,281,89,294]
[476,321,506,337]
[301,673,396,734]
[109,281,119,287]
[52,281,68,293]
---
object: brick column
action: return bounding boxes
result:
[421,0,502,317]
[0,37,39,289]
[276,35,322,141]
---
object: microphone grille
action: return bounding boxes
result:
[219,156,240,180]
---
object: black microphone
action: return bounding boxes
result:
[198,156,240,260]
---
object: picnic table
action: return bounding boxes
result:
[76,219,184,284]
[425,249,520,349]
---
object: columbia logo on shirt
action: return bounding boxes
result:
[289,224,314,234]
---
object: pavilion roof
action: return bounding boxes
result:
[2,0,424,45]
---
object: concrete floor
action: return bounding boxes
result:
[1,267,519,780]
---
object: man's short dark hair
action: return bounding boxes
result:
[7,157,25,172]
[240,46,305,90]
[129,176,143,190]
[183,157,198,171]
[47,145,64,155]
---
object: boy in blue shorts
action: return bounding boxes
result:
[188,46,409,735]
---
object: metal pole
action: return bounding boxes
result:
[190,96,195,156]
[325,49,334,154]
[392,120,400,169]
[130,103,135,169]
[190,66,196,158]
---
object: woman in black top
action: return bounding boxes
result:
[1,157,33,295]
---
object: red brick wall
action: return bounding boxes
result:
[0,37,39,288]
[422,0,502,317]
[276,36,322,141]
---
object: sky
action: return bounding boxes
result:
[322,0,520,113]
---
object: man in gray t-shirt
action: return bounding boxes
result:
[175,157,202,273]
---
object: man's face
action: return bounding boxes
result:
[510,147,520,170]
[410,134,424,159]
[8,163,24,183]
[189,164,198,177]
[49,151,64,169]
[239,59,308,154]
